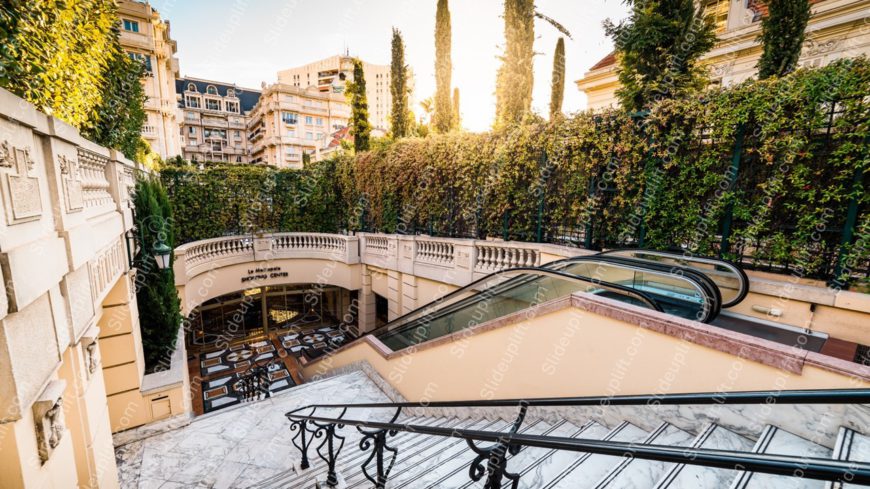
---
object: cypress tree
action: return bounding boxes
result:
[549,37,566,120]
[347,58,371,152]
[605,0,716,112]
[434,0,453,133]
[757,0,811,79]
[495,0,535,129]
[390,27,410,138]
[133,178,181,371]
[452,87,461,130]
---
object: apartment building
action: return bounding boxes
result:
[247,83,351,169]
[277,55,393,133]
[117,0,181,159]
[176,77,261,163]
[576,0,870,110]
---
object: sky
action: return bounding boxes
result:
[152,0,629,132]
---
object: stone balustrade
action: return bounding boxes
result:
[415,238,455,266]
[474,243,540,272]
[174,232,359,284]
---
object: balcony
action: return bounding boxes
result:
[201,117,228,127]
[141,125,157,137]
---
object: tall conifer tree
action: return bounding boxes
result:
[549,37,566,120]
[452,87,460,130]
[347,59,371,152]
[757,0,811,79]
[605,0,716,112]
[495,0,535,128]
[390,28,410,138]
[434,0,453,133]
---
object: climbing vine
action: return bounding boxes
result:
[162,59,869,284]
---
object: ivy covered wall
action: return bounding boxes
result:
[162,59,869,284]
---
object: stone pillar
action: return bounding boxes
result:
[358,265,377,333]
[401,273,418,315]
[387,270,403,321]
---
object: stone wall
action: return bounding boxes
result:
[0,87,185,489]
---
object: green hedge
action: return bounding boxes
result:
[162,59,869,284]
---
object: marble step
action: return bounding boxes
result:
[439,420,572,489]
[730,425,833,489]
[653,423,754,489]
[260,415,441,489]
[391,419,537,488]
[594,422,695,489]
[340,416,479,488]
[518,421,612,489]
[831,427,870,489]
[543,421,651,488]
[349,417,510,488]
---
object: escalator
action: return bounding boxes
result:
[372,249,828,353]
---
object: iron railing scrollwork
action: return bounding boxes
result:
[358,406,402,488]
[466,403,528,489]
[284,388,870,487]
[311,408,347,487]
[237,358,275,402]
[289,418,312,470]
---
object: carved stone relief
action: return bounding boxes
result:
[59,153,84,212]
[0,140,42,223]
[82,328,100,377]
[32,380,66,464]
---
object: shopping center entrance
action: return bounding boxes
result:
[184,284,359,414]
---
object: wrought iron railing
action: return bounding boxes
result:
[236,357,277,403]
[286,389,870,489]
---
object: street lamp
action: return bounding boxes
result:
[152,240,172,270]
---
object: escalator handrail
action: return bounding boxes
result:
[540,255,722,323]
[369,266,665,340]
[598,249,749,308]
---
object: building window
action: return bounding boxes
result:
[306,132,314,140]
[316,117,323,126]
[227,89,235,97]
[702,0,730,34]
[188,127,197,135]
[206,85,218,95]
[282,112,298,124]
[305,116,313,125]
[204,128,227,139]
[127,52,151,72]
[234,130,241,139]
[122,19,139,33]
[206,99,221,111]
[287,129,296,137]
[212,141,222,152]
[225,101,239,113]
[185,111,196,120]
[187,83,197,92]
[185,96,201,109]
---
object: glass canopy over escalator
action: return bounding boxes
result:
[374,249,747,351]
[375,267,663,351]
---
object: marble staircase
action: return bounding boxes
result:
[254,406,870,489]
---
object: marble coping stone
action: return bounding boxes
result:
[307,290,870,384]
[309,360,870,452]
[140,328,186,394]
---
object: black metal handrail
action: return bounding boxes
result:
[284,388,870,488]
[288,387,870,410]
